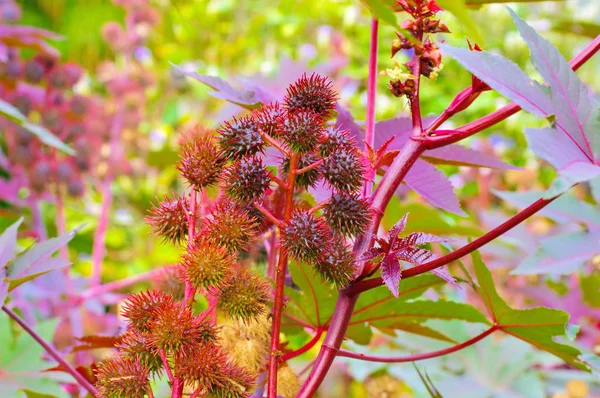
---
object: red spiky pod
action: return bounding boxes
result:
[121,290,174,334]
[319,126,358,158]
[276,110,324,155]
[323,192,372,237]
[95,356,151,398]
[253,101,285,137]
[223,155,271,204]
[284,73,338,118]
[280,152,321,189]
[117,331,163,376]
[147,299,217,352]
[204,201,258,254]
[174,344,255,398]
[280,211,332,263]
[146,193,189,245]
[314,241,356,288]
[177,131,226,190]
[217,115,265,159]
[153,265,186,300]
[181,238,235,289]
[320,146,365,193]
[218,268,271,322]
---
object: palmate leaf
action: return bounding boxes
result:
[472,250,595,371]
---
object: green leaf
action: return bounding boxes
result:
[581,274,600,308]
[437,0,483,44]
[0,99,74,155]
[360,0,398,28]
[22,391,59,398]
[472,250,592,371]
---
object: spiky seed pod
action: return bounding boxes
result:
[319,126,357,157]
[182,238,235,289]
[320,147,365,193]
[277,364,301,398]
[223,156,271,204]
[146,194,189,245]
[174,344,255,398]
[218,269,271,322]
[253,101,285,137]
[314,241,355,288]
[95,356,151,398]
[121,290,174,334]
[284,73,338,118]
[323,192,372,237]
[204,202,258,254]
[117,331,163,376]
[217,115,264,159]
[280,152,321,189]
[177,133,226,190]
[153,265,186,300]
[280,211,332,263]
[277,110,324,154]
[364,373,408,398]
[219,313,271,375]
[147,300,216,352]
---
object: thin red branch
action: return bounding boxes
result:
[363,18,379,198]
[79,268,163,300]
[296,158,324,175]
[348,195,559,295]
[337,325,498,362]
[268,170,288,189]
[282,328,324,361]
[253,203,281,226]
[159,349,174,382]
[2,306,99,396]
[261,132,291,157]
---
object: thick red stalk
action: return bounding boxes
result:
[348,195,558,295]
[267,154,299,398]
[337,325,498,362]
[363,18,379,198]
[2,306,99,396]
[79,268,163,300]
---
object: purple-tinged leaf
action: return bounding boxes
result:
[171,64,262,110]
[440,43,552,118]
[511,230,600,275]
[8,257,70,292]
[493,189,600,227]
[335,104,364,144]
[381,254,402,297]
[404,159,466,216]
[431,267,459,287]
[423,145,519,170]
[401,232,449,246]
[388,213,409,243]
[396,247,434,265]
[546,161,600,197]
[509,8,595,161]
[373,116,436,151]
[0,218,23,269]
[525,127,589,170]
[356,247,384,264]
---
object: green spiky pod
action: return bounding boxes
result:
[217,268,271,322]
[217,115,265,159]
[253,101,285,137]
[153,265,186,300]
[181,238,235,289]
[204,202,259,254]
[276,110,324,155]
[174,344,255,398]
[121,290,175,334]
[314,240,356,289]
[280,152,321,189]
[95,356,151,398]
[223,155,271,204]
[319,126,358,157]
[280,210,332,263]
[284,73,338,118]
[117,331,164,377]
[146,193,190,245]
[323,192,372,237]
[176,133,226,190]
[320,146,365,193]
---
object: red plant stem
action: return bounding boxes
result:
[338,325,498,362]
[267,154,299,398]
[197,301,217,323]
[159,349,174,382]
[90,101,124,287]
[349,195,559,295]
[253,203,281,226]
[148,388,155,398]
[190,387,202,398]
[79,268,163,300]
[2,306,99,396]
[281,328,324,361]
[422,34,600,147]
[268,170,288,189]
[363,18,379,198]
[296,158,324,175]
[261,132,290,157]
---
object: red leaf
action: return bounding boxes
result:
[71,335,122,352]
[381,254,402,297]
